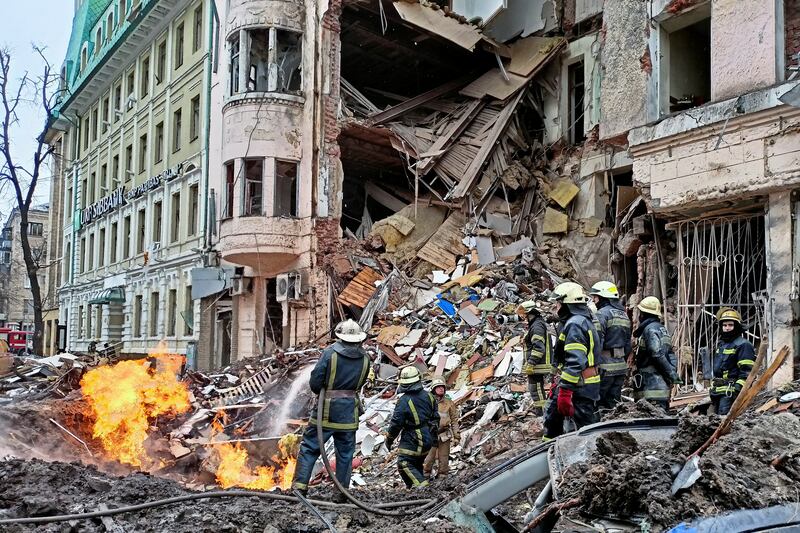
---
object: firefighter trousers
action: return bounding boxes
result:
[292,426,356,491]
[711,393,736,416]
[598,372,624,411]
[423,440,451,475]
[542,389,597,440]
[398,454,429,488]
[528,374,548,415]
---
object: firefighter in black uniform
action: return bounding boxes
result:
[542,282,601,440]
[385,366,439,488]
[518,300,553,415]
[292,319,371,499]
[711,308,756,415]
[632,297,681,410]
[589,281,632,410]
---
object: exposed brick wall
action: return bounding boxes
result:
[787,0,800,77]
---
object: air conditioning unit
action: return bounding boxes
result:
[276,272,302,302]
[150,242,161,253]
[231,277,250,296]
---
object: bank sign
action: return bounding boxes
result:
[78,163,184,229]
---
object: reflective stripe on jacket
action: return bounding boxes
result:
[596,301,632,376]
[555,309,600,401]
[633,318,677,399]
[523,315,554,375]
[712,336,756,395]
[309,341,370,431]
[387,384,440,457]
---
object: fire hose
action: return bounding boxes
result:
[315,387,439,517]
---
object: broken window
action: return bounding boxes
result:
[243,158,263,216]
[230,28,302,95]
[661,15,711,115]
[275,30,302,92]
[275,160,298,217]
[568,60,586,144]
[247,29,270,92]
[229,34,240,95]
[223,161,234,218]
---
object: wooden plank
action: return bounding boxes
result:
[460,69,530,101]
[416,211,469,270]
[417,99,486,176]
[337,267,384,308]
[378,343,406,366]
[508,37,565,77]
[370,77,470,125]
[392,1,483,51]
[470,365,494,386]
[376,325,411,347]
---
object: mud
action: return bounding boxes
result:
[0,458,471,532]
[600,399,668,422]
[559,412,800,531]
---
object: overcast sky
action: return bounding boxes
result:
[0,1,73,223]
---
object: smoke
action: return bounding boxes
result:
[269,364,314,436]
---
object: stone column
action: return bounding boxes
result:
[766,191,795,385]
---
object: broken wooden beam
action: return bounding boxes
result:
[369,77,472,125]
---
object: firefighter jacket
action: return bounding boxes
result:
[633,318,678,401]
[555,307,601,401]
[435,395,460,443]
[387,382,440,457]
[712,336,756,395]
[309,341,370,431]
[596,300,632,376]
[523,315,553,375]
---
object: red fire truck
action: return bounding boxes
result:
[0,328,33,354]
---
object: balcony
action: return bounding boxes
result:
[218,216,312,276]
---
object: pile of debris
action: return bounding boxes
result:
[0,352,106,404]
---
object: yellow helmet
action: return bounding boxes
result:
[549,282,588,304]
[637,296,662,317]
[589,281,620,299]
[398,366,422,385]
[429,378,446,390]
[716,308,742,324]
[516,300,539,317]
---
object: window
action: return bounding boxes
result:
[155,122,164,163]
[123,215,131,259]
[27,223,44,236]
[88,172,96,204]
[137,208,146,253]
[113,154,120,184]
[140,56,150,97]
[150,291,160,336]
[224,161,234,217]
[229,35,240,94]
[78,305,85,338]
[175,23,185,69]
[153,201,162,243]
[567,61,585,144]
[85,304,92,338]
[152,41,165,86]
[113,84,122,121]
[81,47,88,71]
[88,232,95,271]
[193,6,203,53]
[275,160,298,217]
[247,29,269,91]
[244,159,263,216]
[83,117,90,150]
[95,28,103,54]
[24,276,31,289]
[63,242,71,283]
[98,228,106,267]
[80,236,86,273]
[126,70,135,103]
[138,133,147,173]
[172,108,182,152]
[106,13,114,41]
[102,97,110,133]
[24,300,34,315]
[188,184,199,236]
[275,30,302,92]
[125,144,133,178]
[170,192,180,243]
[184,286,194,335]
[134,294,143,337]
[81,177,88,209]
[120,0,127,23]
[101,163,108,192]
[110,222,118,263]
[66,185,72,217]
[167,288,177,337]
[661,16,711,115]
[190,95,200,141]
[95,306,102,337]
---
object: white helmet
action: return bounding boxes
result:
[334,319,367,343]
[589,281,620,299]
[548,282,588,304]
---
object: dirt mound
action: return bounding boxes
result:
[0,458,471,532]
[558,412,800,531]
[600,399,668,421]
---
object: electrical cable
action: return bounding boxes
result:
[315,387,439,517]
[294,488,339,533]
[0,489,432,525]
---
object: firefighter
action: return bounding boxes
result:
[423,378,460,478]
[542,282,601,440]
[292,319,370,499]
[589,281,632,410]
[385,366,439,488]
[518,300,553,415]
[632,297,682,410]
[711,308,756,415]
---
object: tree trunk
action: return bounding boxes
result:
[18,212,44,355]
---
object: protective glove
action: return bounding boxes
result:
[556,387,575,417]
[382,432,394,450]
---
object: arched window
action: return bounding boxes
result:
[95,28,103,54]
[80,45,88,71]
[107,13,114,41]
[119,0,127,23]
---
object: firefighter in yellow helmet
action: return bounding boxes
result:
[385,366,439,487]
[632,297,681,409]
[517,300,554,415]
[589,281,632,410]
[711,308,756,415]
[542,282,601,440]
[423,378,460,478]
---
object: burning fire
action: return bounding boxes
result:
[80,347,191,467]
[212,418,299,491]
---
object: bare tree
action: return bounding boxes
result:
[0,47,60,354]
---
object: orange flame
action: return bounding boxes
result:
[80,347,191,467]
[212,432,299,491]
